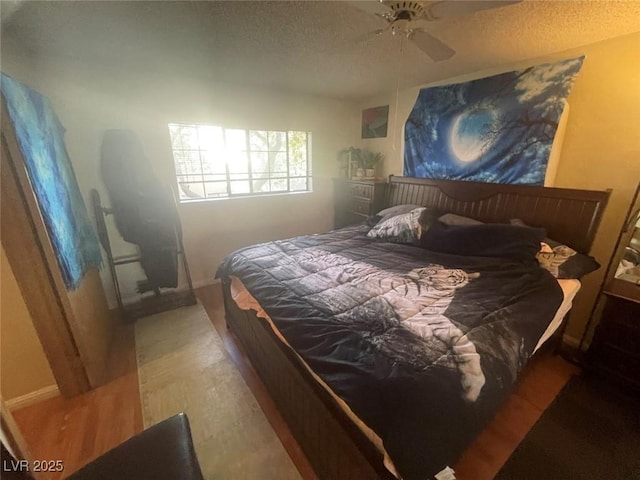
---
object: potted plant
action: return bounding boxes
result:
[337,148,384,179]
[360,150,384,178]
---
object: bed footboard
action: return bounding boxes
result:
[221,279,393,480]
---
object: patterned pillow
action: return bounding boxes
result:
[367,207,426,243]
[376,204,421,220]
[535,242,600,279]
[510,219,600,278]
[367,204,421,226]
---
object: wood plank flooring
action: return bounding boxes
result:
[454,354,578,479]
[12,283,577,480]
[12,323,143,480]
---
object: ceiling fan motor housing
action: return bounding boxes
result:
[382,1,427,21]
[357,0,524,62]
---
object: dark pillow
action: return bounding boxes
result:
[438,213,484,226]
[419,221,545,262]
[509,219,601,279]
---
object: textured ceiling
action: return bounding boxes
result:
[2,1,640,101]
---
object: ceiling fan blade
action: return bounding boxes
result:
[425,0,522,20]
[409,29,455,62]
[327,26,389,55]
[352,27,388,45]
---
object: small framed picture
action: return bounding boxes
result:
[361,105,389,139]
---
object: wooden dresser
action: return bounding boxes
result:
[333,179,387,229]
[586,282,640,392]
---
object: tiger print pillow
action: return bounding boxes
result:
[535,242,600,279]
[510,219,600,278]
[367,207,426,243]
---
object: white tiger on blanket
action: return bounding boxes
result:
[380,266,485,402]
[296,249,486,403]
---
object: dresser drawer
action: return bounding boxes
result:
[333,179,387,229]
[349,183,374,201]
[348,199,371,215]
[601,295,640,332]
[589,342,640,383]
[595,321,640,354]
[587,294,640,391]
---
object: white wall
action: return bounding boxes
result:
[2,40,360,305]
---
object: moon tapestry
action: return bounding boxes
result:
[404,56,584,185]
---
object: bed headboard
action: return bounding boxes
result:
[386,176,610,254]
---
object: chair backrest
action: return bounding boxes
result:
[1,442,36,480]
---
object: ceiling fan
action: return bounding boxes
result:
[351,0,522,62]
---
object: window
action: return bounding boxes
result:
[168,123,312,201]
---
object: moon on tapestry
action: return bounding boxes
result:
[404,57,584,185]
[449,108,498,163]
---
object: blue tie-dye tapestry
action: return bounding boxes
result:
[1,73,101,290]
[404,57,584,185]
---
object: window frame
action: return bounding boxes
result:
[168,123,313,202]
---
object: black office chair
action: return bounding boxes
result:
[2,413,204,480]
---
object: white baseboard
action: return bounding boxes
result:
[6,384,60,411]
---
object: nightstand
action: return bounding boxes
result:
[333,179,387,229]
[584,180,640,394]
[586,286,640,392]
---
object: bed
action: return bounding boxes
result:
[216,176,609,480]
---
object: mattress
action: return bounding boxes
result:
[534,278,581,352]
[229,275,579,478]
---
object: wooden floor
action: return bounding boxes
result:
[12,322,143,480]
[13,283,578,480]
[454,349,579,479]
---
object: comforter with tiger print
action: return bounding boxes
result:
[217,224,563,480]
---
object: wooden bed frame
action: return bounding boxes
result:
[221,177,610,479]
